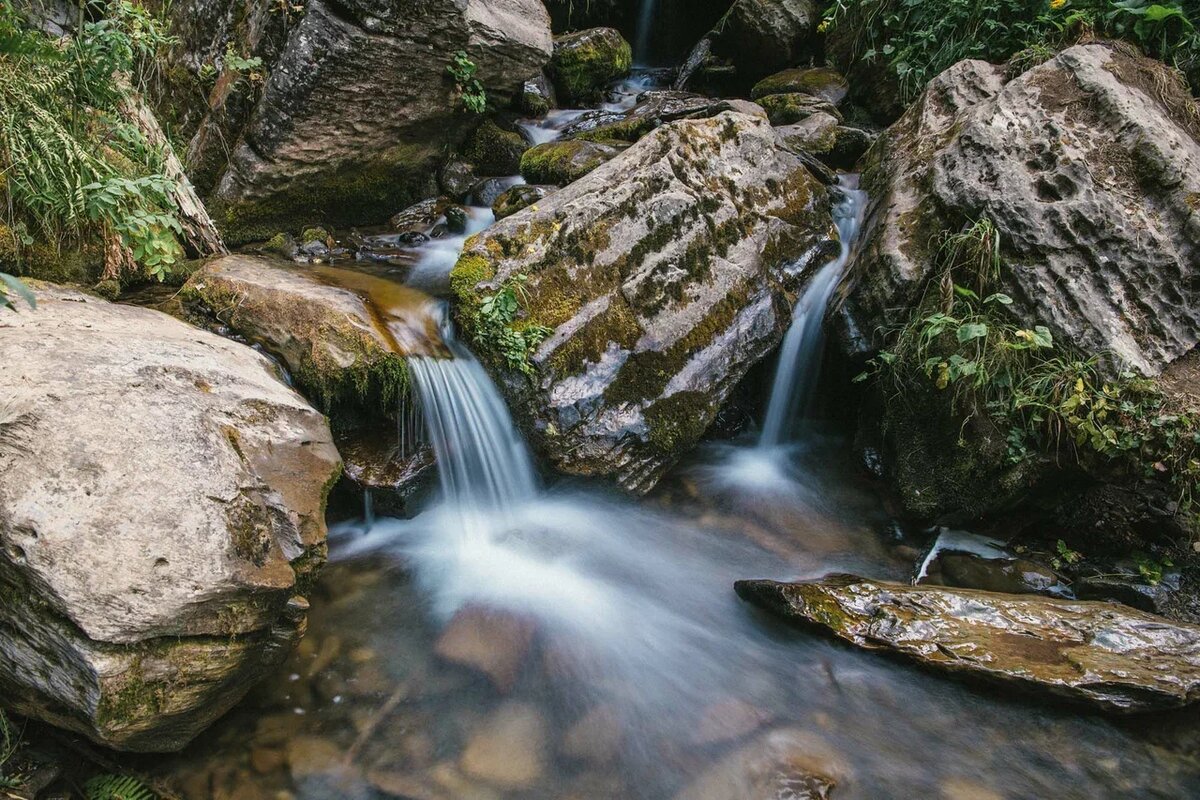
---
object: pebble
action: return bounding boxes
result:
[435,606,535,693]
[459,702,549,790]
[561,705,623,765]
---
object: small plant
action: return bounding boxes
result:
[223,44,264,82]
[0,709,24,789]
[475,274,553,374]
[83,774,158,800]
[447,50,488,114]
[1051,538,1083,570]
[1134,551,1174,585]
[0,272,34,312]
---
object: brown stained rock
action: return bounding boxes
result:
[434,606,536,693]
[736,575,1200,712]
[459,702,549,790]
[0,285,341,751]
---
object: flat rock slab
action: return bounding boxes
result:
[735,575,1200,712]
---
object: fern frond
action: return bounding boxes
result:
[83,773,158,800]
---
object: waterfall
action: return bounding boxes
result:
[634,0,658,65]
[759,176,867,447]
[406,320,538,518]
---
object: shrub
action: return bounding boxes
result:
[823,0,1200,102]
[0,1,184,280]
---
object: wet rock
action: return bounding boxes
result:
[470,177,521,209]
[844,44,1200,523]
[184,0,553,243]
[251,746,286,774]
[492,184,555,220]
[708,0,817,85]
[673,727,839,800]
[454,111,831,491]
[463,120,530,176]
[440,159,480,201]
[1075,569,1182,615]
[434,606,535,693]
[286,735,343,778]
[459,702,548,790]
[777,116,878,170]
[760,93,843,125]
[547,27,633,105]
[260,232,299,260]
[520,72,555,117]
[390,197,448,232]
[736,575,1200,712]
[561,705,623,765]
[519,139,629,185]
[445,206,470,234]
[0,286,341,751]
[563,91,724,143]
[339,431,435,496]
[297,239,330,261]
[922,551,1072,598]
[183,256,446,489]
[752,67,849,104]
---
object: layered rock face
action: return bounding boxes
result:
[452,111,832,492]
[842,43,1200,521]
[737,576,1200,712]
[174,0,552,243]
[0,286,342,751]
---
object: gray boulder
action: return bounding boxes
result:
[452,111,832,492]
[710,0,817,85]
[174,0,552,244]
[0,286,342,751]
[737,575,1200,712]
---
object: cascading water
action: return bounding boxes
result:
[633,0,659,66]
[759,175,867,448]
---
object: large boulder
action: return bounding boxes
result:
[842,43,1200,525]
[519,139,630,184]
[736,576,1200,712]
[0,286,342,751]
[451,111,832,492]
[709,0,817,85]
[183,256,447,493]
[173,0,552,244]
[546,27,632,105]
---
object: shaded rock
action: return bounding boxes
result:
[434,606,535,693]
[752,67,849,104]
[709,0,817,85]
[1075,569,1183,616]
[519,139,629,185]
[187,0,553,243]
[0,286,341,751]
[459,702,548,789]
[920,551,1072,598]
[286,735,342,779]
[760,93,843,125]
[777,116,877,170]
[561,704,623,765]
[469,177,524,209]
[844,44,1200,523]
[462,119,530,176]
[492,184,555,220]
[390,197,449,232]
[673,727,839,800]
[736,575,1200,712]
[565,91,751,144]
[547,27,632,105]
[338,430,435,495]
[453,111,831,491]
[440,159,480,201]
[519,72,555,117]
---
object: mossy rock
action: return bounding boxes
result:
[547,27,633,105]
[759,93,844,126]
[463,119,531,175]
[520,90,552,117]
[492,184,555,220]
[301,227,330,244]
[519,139,628,185]
[751,67,850,104]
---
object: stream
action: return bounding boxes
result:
[147,56,1200,800]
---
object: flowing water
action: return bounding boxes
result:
[150,75,1200,800]
[633,0,660,66]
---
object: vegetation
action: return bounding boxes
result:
[473,273,554,375]
[83,774,158,800]
[822,0,1200,101]
[860,218,1200,527]
[0,1,184,281]
[0,709,23,790]
[0,271,34,311]
[447,50,488,114]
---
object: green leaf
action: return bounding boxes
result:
[956,322,989,342]
[984,292,1013,305]
[0,273,36,310]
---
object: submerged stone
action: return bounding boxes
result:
[736,575,1200,712]
[0,286,341,751]
[673,727,839,800]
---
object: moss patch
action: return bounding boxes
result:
[547,28,633,105]
[462,119,530,175]
[519,140,625,185]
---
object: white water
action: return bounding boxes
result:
[634,0,659,66]
[759,176,867,448]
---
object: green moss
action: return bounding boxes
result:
[644,391,715,455]
[96,658,165,731]
[462,119,529,175]
[93,279,121,300]
[520,91,551,117]
[547,29,634,105]
[300,227,329,244]
[519,140,622,185]
[759,93,838,126]
[751,68,848,101]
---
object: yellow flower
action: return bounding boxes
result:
[1050,0,1066,9]
[817,20,830,33]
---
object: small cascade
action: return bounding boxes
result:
[406,316,538,516]
[633,0,659,65]
[759,176,867,447]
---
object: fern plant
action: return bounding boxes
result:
[0,271,34,311]
[0,1,184,280]
[83,774,158,800]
